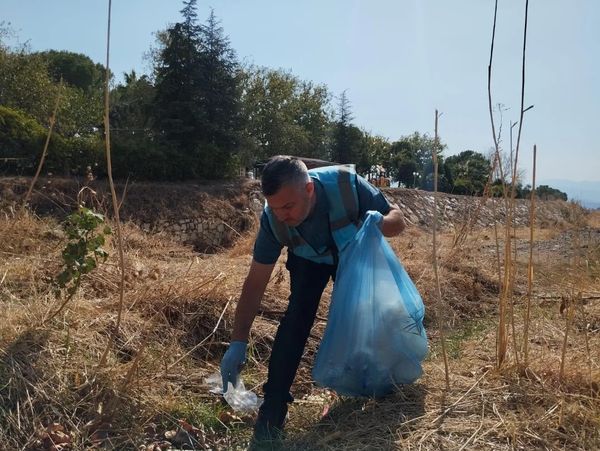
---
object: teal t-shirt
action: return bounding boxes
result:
[253,174,391,265]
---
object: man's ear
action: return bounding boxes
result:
[305,180,315,195]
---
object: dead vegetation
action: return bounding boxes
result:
[0,202,599,450]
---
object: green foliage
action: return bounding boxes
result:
[152,5,242,178]
[240,67,332,165]
[0,45,103,138]
[34,51,105,136]
[6,5,559,191]
[0,51,58,125]
[61,134,105,176]
[490,180,567,201]
[110,70,155,133]
[164,400,228,432]
[331,91,356,164]
[55,84,103,137]
[56,207,111,297]
[444,150,491,196]
[36,50,105,93]
[355,133,390,176]
[444,319,490,359]
[532,184,568,201]
[387,132,446,189]
[0,105,104,177]
[110,136,167,180]
[0,105,48,174]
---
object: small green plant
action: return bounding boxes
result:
[165,400,228,432]
[46,207,111,322]
[444,319,490,360]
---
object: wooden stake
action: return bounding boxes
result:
[433,109,450,389]
[98,0,127,368]
[523,145,536,364]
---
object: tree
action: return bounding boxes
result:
[444,150,491,195]
[110,70,155,134]
[195,9,243,177]
[0,51,57,127]
[331,91,355,164]
[0,46,103,138]
[36,50,105,93]
[152,3,242,178]
[387,132,445,189]
[534,185,568,201]
[355,132,390,176]
[153,4,204,151]
[0,105,46,174]
[387,139,417,187]
[240,67,332,166]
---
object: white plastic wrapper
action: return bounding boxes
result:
[204,372,263,414]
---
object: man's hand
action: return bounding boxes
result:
[380,203,405,237]
[220,341,247,392]
[365,210,384,227]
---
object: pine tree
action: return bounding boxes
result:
[196,9,242,175]
[331,91,354,163]
[152,3,241,178]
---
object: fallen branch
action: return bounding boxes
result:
[166,297,232,372]
[431,369,490,425]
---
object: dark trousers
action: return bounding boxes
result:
[260,251,337,416]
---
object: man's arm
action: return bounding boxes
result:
[230,259,276,342]
[381,203,405,237]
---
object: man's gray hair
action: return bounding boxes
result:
[261,155,310,196]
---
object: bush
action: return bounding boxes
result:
[0,105,46,174]
[62,135,105,177]
[0,105,105,177]
[111,135,171,180]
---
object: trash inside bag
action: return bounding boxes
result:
[312,212,428,397]
[204,372,263,414]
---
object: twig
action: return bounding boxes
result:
[431,369,490,425]
[458,390,485,451]
[44,278,82,324]
[22,79,64,209]
[166,297,232,371]
[221,220,242,238]
[559,292,577,381]
[117,176,130,212]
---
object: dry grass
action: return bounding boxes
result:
[0,202,598,450]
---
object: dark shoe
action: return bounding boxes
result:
[250,400,288,447]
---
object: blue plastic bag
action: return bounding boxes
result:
[312,212,428,397]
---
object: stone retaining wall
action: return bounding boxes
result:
[150,187,574,249]
[383,188,571,230]
[1,177,577,250]
[141,218,231,249]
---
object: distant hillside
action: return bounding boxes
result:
[540,179,600,209]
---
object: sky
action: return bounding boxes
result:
[3,0,599,190]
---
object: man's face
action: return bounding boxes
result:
[266,180,315,227]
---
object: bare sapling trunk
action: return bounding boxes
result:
[98,0,127,368]
[487,0,509,367]
[433,109,450,389]
[523,145,536,364]
[23,79,64,209]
